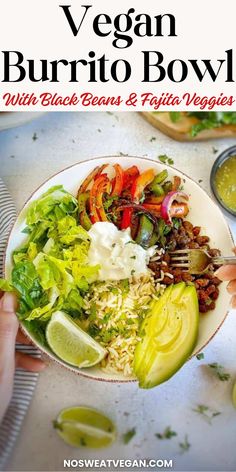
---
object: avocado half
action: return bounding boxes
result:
[134,282,199,388]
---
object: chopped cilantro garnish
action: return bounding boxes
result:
[158,155,174,165]
[109,286,119,295]
[126,318,135,325]
[179,435,191,453]
[101,312,111,324]
[120,279,129,293]
[123,428,136,444]
[169,111,181,123]
[158,154,168,164]
[89,303,97,321]
[196,352,204,360]
[103,195,118,211]
[208,362,231,381]
[88,324,100,337]
[155,426,177,440]
[101,330,115,343]
[193,404,221,424]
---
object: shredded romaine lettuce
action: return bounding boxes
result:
[0,186,100,329]
[26,186,78,225]
[0,279,13,291]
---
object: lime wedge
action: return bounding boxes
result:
[46,311,107,368]
[232,380,236,408]
[54,406,116,448]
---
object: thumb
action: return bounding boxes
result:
[0,293,18,380]
[0,293,18,342]
[0,293,19,420]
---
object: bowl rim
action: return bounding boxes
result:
[210,145,236,218]
[4,154,234,383]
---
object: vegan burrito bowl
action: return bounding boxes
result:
[0,160,226,388]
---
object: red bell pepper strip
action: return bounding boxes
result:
[78,164,108,196]
[111,164,124,196]
[131,169,155,203]
[123,166,140,188]
[89,174,108,223]
[117,204,157,226]
[121,208,133,230]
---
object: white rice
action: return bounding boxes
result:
[84,272,165,377]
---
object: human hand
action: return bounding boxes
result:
[215,248,236,309]
[0,293,45,422]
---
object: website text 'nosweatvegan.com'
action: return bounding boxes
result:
[64,458,173,469]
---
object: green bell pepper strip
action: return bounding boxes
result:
[78,192,92,230]
[148,170,168,196]
[150,170,168,186]
[135,215,154,249]
[163,181,173,194]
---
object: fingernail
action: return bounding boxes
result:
[2,293,16,312]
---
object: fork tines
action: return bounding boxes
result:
[169,250,190,268]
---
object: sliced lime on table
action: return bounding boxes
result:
[46,311,107,368]
[53,406,116,448]
[232,380,236,408]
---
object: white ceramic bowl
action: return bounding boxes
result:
[5,156,234,383]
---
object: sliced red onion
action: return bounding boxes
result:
[161,191,189,224]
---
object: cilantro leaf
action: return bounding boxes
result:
[155,426,177,440]
[123,428,136,444]
[208,362,231,381]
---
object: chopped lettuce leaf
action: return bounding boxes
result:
[63,242,89,264]
[27,242,38,261]
[27,186,78,225]
[23,319,47,347]
[62,288,84,318]
[72,263,100,284]
[12,261,47,312]
[13,247,28,264]
[48,216,90,246]
[0,279,13,291]
[25,286,59,321]
[33,253,62,290]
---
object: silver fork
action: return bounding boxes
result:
[169,249,236,275]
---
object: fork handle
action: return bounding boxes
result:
[213,256,236,266]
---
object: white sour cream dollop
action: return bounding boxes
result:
[88,222,155,281]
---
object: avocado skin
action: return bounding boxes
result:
[134,283,199,389]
